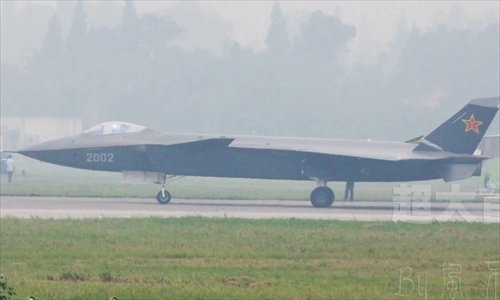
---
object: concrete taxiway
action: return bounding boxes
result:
[0,196,498,222]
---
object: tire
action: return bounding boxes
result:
[156,190,172,204]
[310,186,334,208]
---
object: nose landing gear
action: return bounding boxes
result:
[156,185,171,204]
[155,173,173,204]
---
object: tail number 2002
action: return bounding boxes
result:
[86,152,114,163]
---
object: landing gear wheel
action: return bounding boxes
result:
[156,189,171,204]
[310,186,334,208]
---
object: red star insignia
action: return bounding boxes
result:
[461,114,483,134]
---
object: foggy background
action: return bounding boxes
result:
[1,1,499,140]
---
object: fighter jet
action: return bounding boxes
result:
[17,97,499,207]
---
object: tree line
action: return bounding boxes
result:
[1,1,498,139]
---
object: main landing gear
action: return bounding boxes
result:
[310,182,335,208]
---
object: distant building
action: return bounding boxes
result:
[0,117,82,151]
[477,135,500,157]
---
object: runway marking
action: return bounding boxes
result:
[1,196,498,223]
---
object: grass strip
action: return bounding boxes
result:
[1,217,499,299]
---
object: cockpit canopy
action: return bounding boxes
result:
[83,121,147,136]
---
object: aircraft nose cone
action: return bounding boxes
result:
[18,141,53,155]
[17,145,52,161]
[18,143,48,153]
[16,137,74,161]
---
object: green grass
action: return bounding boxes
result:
[1,157,498,201]
[0,218,499,299]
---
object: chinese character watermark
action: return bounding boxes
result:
[486,261,499,299]
[391,183,499,223]
[441,263,463,299]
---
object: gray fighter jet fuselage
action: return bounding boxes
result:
[17,97,500,207]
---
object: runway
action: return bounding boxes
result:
[0,196,499,222]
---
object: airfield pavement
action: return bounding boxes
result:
[0,196,499,222]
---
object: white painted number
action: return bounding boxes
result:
[86,153,114,163]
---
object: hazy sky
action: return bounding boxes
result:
[4,1,499,64]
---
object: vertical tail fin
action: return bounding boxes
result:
[414,97,499,154]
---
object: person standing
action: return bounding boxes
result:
[344,181,355,201]
[484,173,490,189]
[5,155,15,183]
